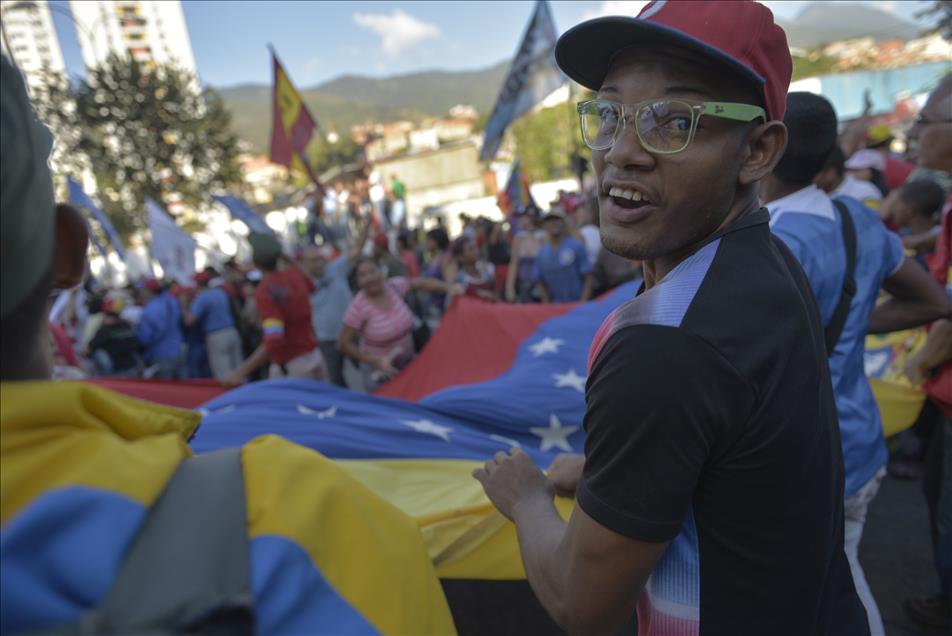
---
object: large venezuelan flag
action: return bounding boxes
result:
[191,285,636,579]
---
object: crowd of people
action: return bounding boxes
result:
[48,195,643,393]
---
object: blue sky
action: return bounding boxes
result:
[48,1,934,88]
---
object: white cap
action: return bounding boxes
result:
[845,149,886,172]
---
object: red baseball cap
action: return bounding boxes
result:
[373,233,389,249]
[139,278,161,292]
[555,0,792,121]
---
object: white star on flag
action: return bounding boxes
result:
[529,337,565,357]
[401,419,453,442]
[297,404,337,419]
[553,368,586,393]
[530,414,579,452]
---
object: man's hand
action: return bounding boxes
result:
[221,371,245,388]
[904,352,929,386]
[373,355,398,379]
[546,453,585,497]
[473,448,554,521]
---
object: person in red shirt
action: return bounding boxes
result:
[223,233,325,386]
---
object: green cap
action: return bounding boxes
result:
[1,56,55,318]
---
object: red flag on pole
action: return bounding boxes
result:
[269,46,324,193]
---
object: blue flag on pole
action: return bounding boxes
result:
[212,194,274,235]
[67,178,127,260]
[479,0,564,162]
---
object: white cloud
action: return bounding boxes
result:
[582,1,650,20]
[353,9,442,57]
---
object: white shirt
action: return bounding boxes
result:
[831,174,883,204]
[766,184,835,227]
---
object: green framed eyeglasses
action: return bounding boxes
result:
[577,98,766,154]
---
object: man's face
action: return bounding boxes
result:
[592,46,756,261]
[544,217,565,240]
[907,85,952,172]
[299,248,326,278]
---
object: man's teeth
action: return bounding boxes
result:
[608,186,648,203]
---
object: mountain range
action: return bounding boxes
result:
[217,2,922,151]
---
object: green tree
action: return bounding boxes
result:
[917,1,952,39]
[306,133,364,175]
[511,99,588,184]
[31,53,242,241]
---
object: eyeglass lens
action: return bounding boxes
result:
[581,100,695,153]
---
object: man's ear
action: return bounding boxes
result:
[739,121,788,187]
[53,204,89,290]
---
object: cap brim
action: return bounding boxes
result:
[555,17,764,94]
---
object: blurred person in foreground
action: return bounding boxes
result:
[896,73,952,631]
[762,92,950,636]
[134,278,185,379]
[180,270,243,380]
[473,2,869,634]
[0,56,454,634]
[223,233,325,386]
[533,209,593,304]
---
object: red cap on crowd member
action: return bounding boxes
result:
[373,233,389,249]
[169,283,194,298]
[193,270,213,285]
[140,278,161,292]
[555,0,793,121]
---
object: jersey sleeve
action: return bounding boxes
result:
[577,325,755,542]
[254,282,287,353]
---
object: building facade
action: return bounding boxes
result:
[69,0,196,74]
[0,0,66,92]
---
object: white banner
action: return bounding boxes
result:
[146,198,196,284]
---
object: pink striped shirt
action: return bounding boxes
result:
[342,277,414,360]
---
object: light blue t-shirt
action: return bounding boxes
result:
[190,287,234,334]
[769,186,903,497]
[310,255,353,342]
[533,236,592,303]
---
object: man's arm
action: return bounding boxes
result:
[180,294,201,327]
[476,451,666,635]
[221,343,270,387]
[868,257,951,334]
[580,273,594,302]
[905,319,952,384]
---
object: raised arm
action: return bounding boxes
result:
[868,257,951,334]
